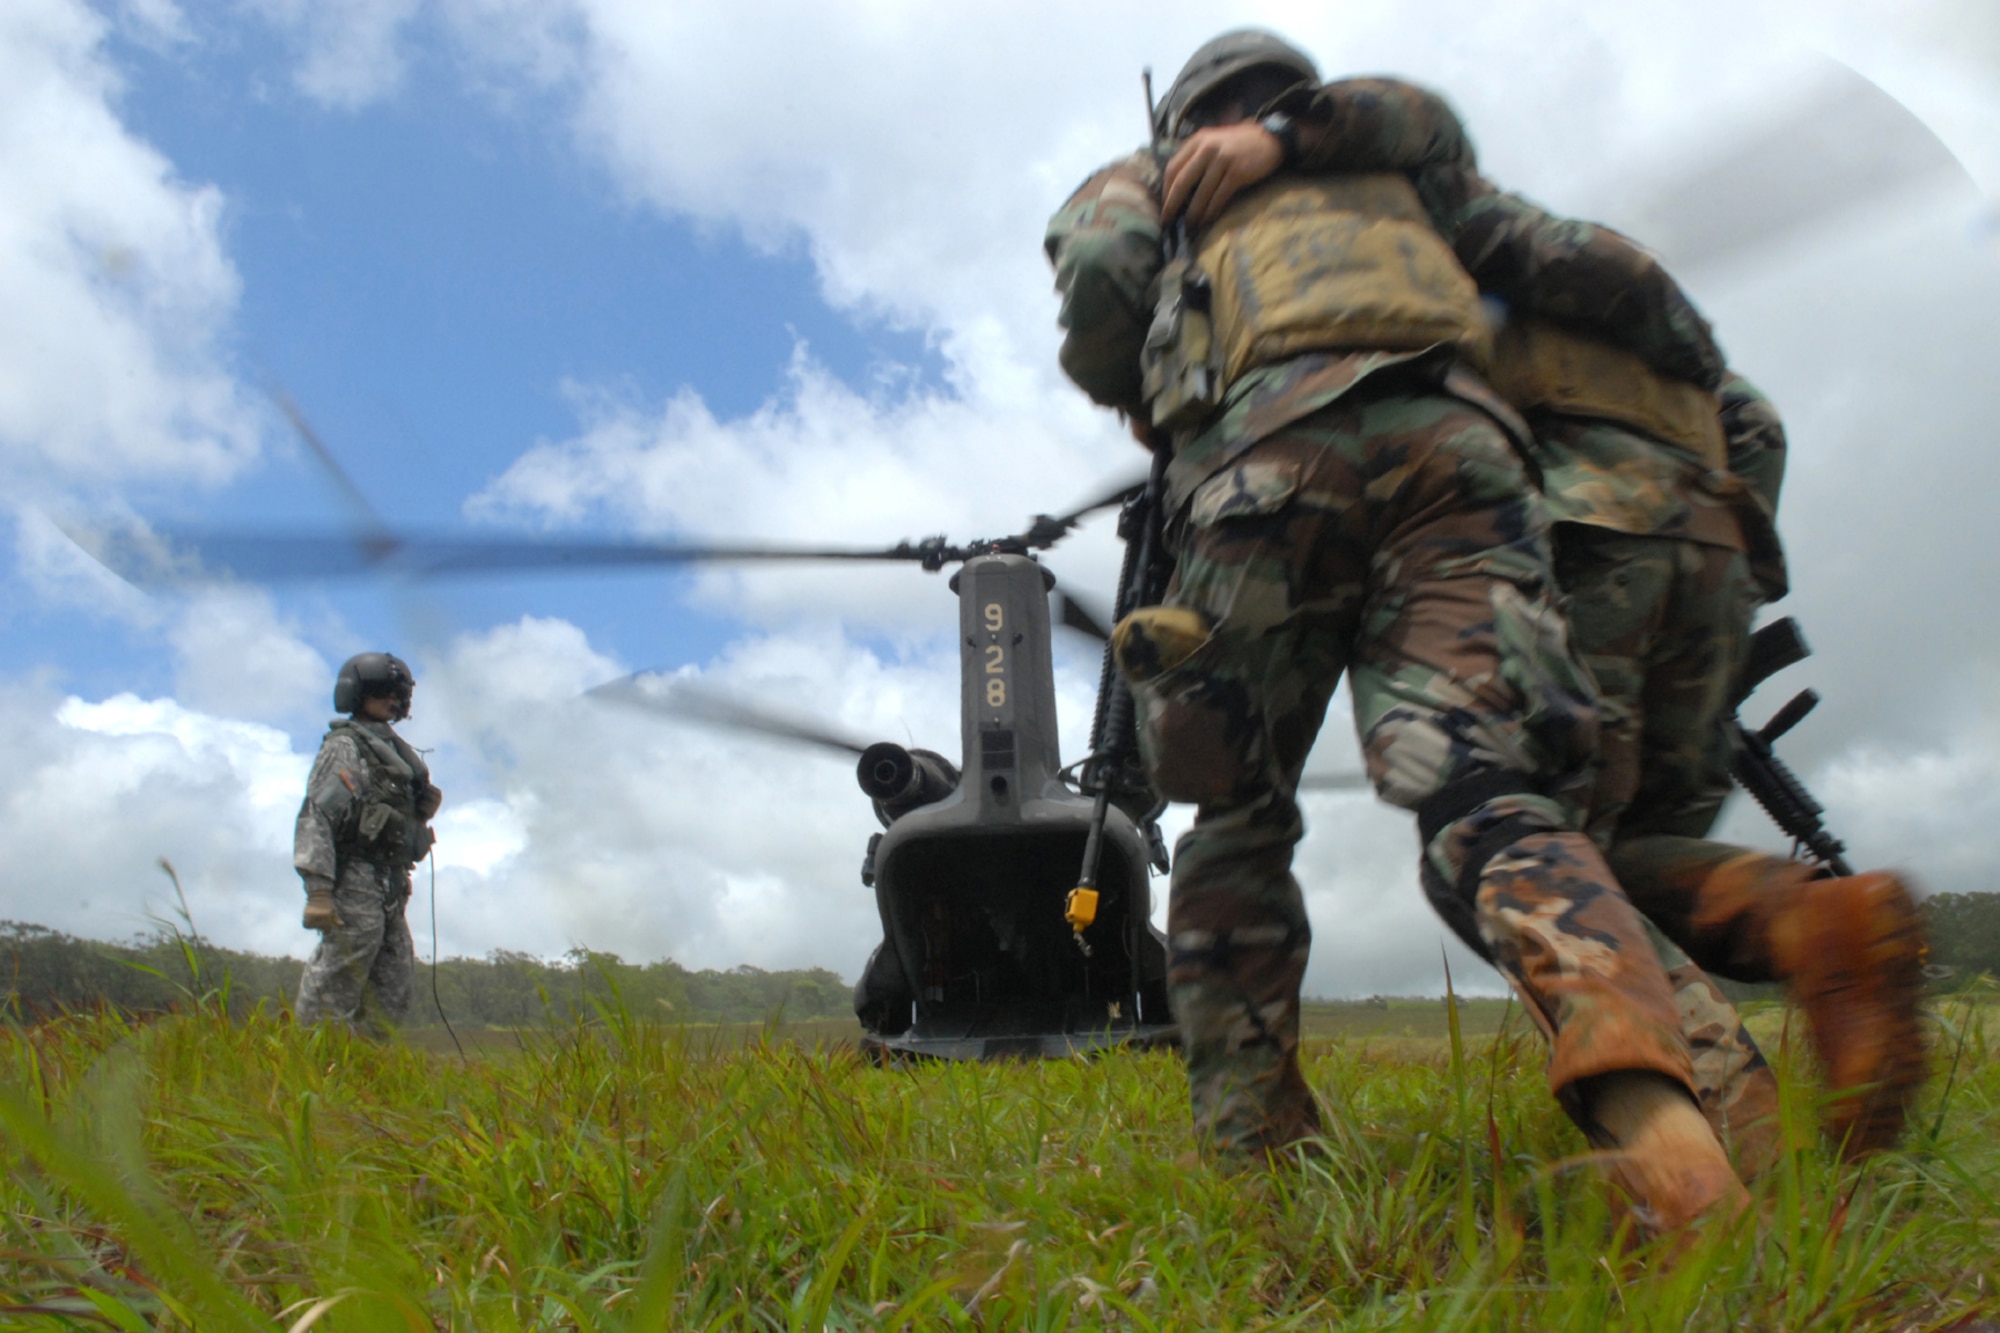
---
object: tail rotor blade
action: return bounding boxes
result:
[586,674,871,757]
[1017,474,1147,550]
[1053,590,1113,642]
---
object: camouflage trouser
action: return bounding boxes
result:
[1557,528,1782,1171]
[295,858,415,1037]
[1120,386,1695,1158]
[1554,528,1755,850]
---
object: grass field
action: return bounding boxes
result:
[2,991,1996,1330]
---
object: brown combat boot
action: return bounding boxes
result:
[1764,870,1929,1158]
[1588,1071,1750,1238]
[1686,855,1928,1156]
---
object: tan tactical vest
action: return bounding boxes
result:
[329,718,434,865]
[1486,317,1726,468]
[1193,174,1490,393]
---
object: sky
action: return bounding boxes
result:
[2,0,1997,999]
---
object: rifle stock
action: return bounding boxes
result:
[1729,617,1853,875]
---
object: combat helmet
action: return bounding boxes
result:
[1157,29,1319,139]
[334,651,415,718]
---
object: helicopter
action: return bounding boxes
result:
[581,493,1187,1061]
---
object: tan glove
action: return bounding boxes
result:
[415,782,443,820]
[302,878,342,931]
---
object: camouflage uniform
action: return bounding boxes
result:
[1287,79,1787,1165]
[1049,85,1731,1157]
[293,718,436,1036]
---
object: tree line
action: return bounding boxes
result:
[1918,891,2000,987]
[7,891,1997,1026]
[0,920,853,1027]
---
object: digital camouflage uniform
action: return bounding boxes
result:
[1048,78,1734,1158]
[294,717,437,1036]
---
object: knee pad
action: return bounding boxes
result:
[1417,768,1558,907]
[1420,859,1495,963]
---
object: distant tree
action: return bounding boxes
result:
[0,918,854,1026]
[1921,891,2000,983]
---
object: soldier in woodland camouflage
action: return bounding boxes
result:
[1559,377,1927,1162]
[294,652,443,1036]
[1048,30,1755,1232]
[1196,78,1785,1172]
[1055,36,1925,1193]
[1269,80,1926,1162]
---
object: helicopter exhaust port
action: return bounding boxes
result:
[857,743,960,825]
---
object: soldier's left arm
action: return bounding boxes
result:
[1436,178,1726,389]
[1278,75,1476,174]
[1169,75,1725,389]
[1045,152,1165,416]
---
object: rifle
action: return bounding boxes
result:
[1067,72,1184,956]
[1728,616,1854,875]
[1067,445,1174,955]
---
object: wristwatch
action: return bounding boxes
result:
[1258,110,1303,169]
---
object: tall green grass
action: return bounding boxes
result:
[2,990,1995,1330]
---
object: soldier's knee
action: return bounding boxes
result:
[1417,769,1570,910]
[1115,606,1267,805]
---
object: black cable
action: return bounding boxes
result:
[428,855,465,1059]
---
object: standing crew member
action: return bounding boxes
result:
[294,652,443,1036]
[1048,29,1750,1233]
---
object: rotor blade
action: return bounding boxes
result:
[1056,473,1148,526]
[272,388,391,539]
[1297,771,1371,793]
[1017,474,1147,549]
[586,674,871,757]
[73,526,958,586]
[1611,60,1977,273]
[1053,590,1112,642]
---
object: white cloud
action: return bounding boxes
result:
[1816,741,2000,897]
[0,0,258,495]
[414,613,964,972]
[168,588,332,723]
[0,689,309,953]
[240,0,423,109]
[12,508,164,627]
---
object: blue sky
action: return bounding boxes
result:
[9,6,946,696]
[3,0,1998,996]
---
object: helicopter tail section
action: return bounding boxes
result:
[858,805,1175,1062]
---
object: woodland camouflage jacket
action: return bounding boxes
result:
[1045,77,1733,515]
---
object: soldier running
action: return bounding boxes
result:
[1164,64,1928,1167]
[1045,28,1914,1235]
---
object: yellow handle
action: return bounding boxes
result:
[1065,887,1099,933]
